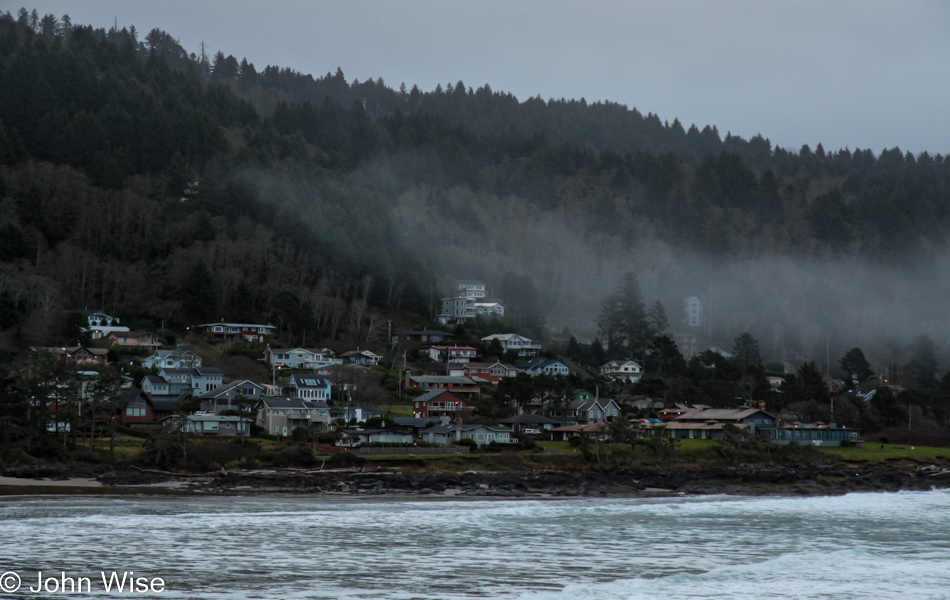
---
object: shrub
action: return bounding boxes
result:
[453,438,478,451]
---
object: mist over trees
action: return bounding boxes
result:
[0,9,949,388]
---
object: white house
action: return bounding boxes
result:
[474,302,504,317]
[482,333,541,357]
[600,359,643,383]
[421,423,514,446]
[141,348,202,370]
[438,296,475,324]
[264,347,342,369]
[427,345,479,363]
[289,374,332,401]
[456,280,487,299]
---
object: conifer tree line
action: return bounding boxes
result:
[0,9,950,361]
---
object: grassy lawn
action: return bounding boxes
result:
[674,439,717,451]
[384,405,415,417]
[537,440,574,452]
[818,443,950,463]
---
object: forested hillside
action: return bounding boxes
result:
[1,10,950,370]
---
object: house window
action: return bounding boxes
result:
[126,397,146,417]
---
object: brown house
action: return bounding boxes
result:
[412,390,468,419]
[106,331,161,352]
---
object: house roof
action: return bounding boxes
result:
[290,374,331,388]
[409,375,477,385]
[664,422,751,431]
[423,423,512,435]
[601,359,642,368]
[42,346,110,357]
[516,358,567,371]
[482,333,533,343]
[194,367,223,376]
[199,379,263,399]
[148,394,181,411]
[550,423,609,433]
[258,397,311,409]
[568,398,619,411]
[142,375,168,385]
[413,389,466,404]
[462,361,515,370]
[188,414,250,423]
[675,408,775,421]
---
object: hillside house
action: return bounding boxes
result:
[141,348,202,370]
[438,296,476,324]
[412,390,468,419]
[256,397,330,436]
[421,423,514,447]
[516,357,570,377]
[428,345,479,363]
[199,379,264,413]
[197,322,276,343]
[289,374,332,401]
[105,331,161,352]
[459,361,518,384]
[405,374,480,397]
[482,333,541,357]
[600,359,643,383]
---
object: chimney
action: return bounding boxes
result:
[455,418,462,442]
[440,414,450,426]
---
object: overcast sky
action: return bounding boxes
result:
[12,0,950,154]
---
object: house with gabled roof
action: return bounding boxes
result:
[105,330,161,352]
[141,347,202,370]
[543,397,621,425]
[421,422,514,447]
[263,346,341,369]
[164,414,252,437]
[459,361,518,384]
[482,333,541,357]
[340,349,382,366]
[405,374,480,397]
[673,408,776,436]
[428,345,479,363]
[288,373,331,401]
[600,359,643,383]
[412,390,467,419]
[40,346,109,365]
[516,357,570,377]
[256,397,330,436]
[199,379,264,413]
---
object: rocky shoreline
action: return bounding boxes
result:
[3,463,947,498]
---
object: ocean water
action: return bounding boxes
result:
[0,490,948,599]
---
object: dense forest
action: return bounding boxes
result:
[1,10,950,377]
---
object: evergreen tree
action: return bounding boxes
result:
[732,333,762,370]
[909,334,939,390]
[839,347,873,384]
[646,300,669,339]
[596,272,649,359]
